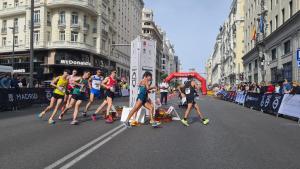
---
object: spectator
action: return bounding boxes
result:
[266,82,275,93]
[290,81,299,94]
[282,79,292,94]
[275,83,281,94]
[0,74,11,88]
[21,77,27,88]
[159,79,169,105]
[259,82,267,94]
[10,74,20,89]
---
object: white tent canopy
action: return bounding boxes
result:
[0,65,13,73]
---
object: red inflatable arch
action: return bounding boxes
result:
[165,72,207,95]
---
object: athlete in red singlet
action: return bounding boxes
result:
[93,69,117,123]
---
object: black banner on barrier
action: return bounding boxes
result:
[269,94,283,113]
[0,88,53,111]
[244,93,263,110]
[260,93,273,112]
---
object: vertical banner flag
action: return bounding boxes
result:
[130,36,157,108]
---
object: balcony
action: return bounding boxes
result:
[47,0,98,15]
[1,28,7,35]
[57,21,66,29]
[83,24,89,33]
[70,23,80,31]
[0,5,26,17]
[48,41,97,53]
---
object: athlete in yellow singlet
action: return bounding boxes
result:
[38,70,70,124]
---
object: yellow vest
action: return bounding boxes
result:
[53,76,68,96]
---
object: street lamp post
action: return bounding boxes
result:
[29,0,34,87]
[9,25,15,71]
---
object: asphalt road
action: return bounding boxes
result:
[1,96,300,169]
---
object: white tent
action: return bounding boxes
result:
[0,65,13,73]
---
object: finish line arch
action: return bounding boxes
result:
[165,72,207,95]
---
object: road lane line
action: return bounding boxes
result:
[44,124,124,169]
[60,127,127,169]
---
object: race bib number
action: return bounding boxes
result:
[185,88,190,95]
[58,86,66,93]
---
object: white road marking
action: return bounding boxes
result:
[44,124,124,169]
[60,127,127,169]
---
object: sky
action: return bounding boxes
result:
[143,0,232,73]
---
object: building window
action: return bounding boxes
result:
[284,40,291,55]
[283,62,292,82]
[289,1,293,17]
[254,74,258,83]
[83,15,88,25]
[271,48,277,60]
[13,18,18,31]
[14,36,18,45]
[59,31,65,41]
[254,59,258,69]
[33,31,39,44]
[59,11,65,24]
[101,39,106,50]
[71,12,78,25]
[145,14,151,18]
[248,63,252,72]
[2,37,6,47]
[83,34,87,43]
[47,31,51,42]
[271,67,278,82]
[275,15,278,29]
[34,10,40,24]
[3,2,7,8]
[270,0,273,10]
[248,76,252,82]
[282,8,285,23]
[93,37,97,47]
[14,0,19,7]
[269,20,273,32]
[144,22,150,26]
[71,31,78,42]
[47,12,51,26]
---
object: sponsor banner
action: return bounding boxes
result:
[278,94,300,118]
[0,88,53,111]
[235,91,247,104]
[244,92,263,110]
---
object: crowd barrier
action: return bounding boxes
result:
[0,88,53,111]
[0,88,126,111]
[218,91,300,122]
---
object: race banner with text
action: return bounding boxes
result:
[0,88,53,111]
[244,92,263,110]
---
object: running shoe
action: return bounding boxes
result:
[58,114,63,120]
[91,114,97,121]
[105,115,113,123]
[82,112,87,117]
[130,121,138,126]
[48,119,55,125]
[123,121,131,128]
[38,113,44,119]
[151,121,160,127]
[70,120,79,125]
[202,118,210,125]
[181,119,190,127]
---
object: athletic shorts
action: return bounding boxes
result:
[137,93,148,105]
[72,93,86,101]
[105,90,114,100]
[90,88,101,98]
[53,93,64,100]
[186,96,195,105]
